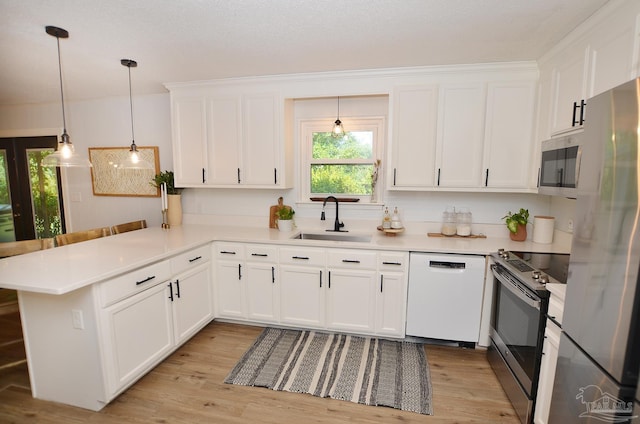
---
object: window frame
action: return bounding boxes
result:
[299,117,385,203]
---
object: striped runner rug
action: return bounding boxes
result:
[224,327,433,415]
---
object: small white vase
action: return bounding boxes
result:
[167,194,182,226]
[277,219,293,231]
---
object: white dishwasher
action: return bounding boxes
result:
[406,252,486,343]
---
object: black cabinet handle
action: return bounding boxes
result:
[136,275,155,285]
[274,168,277,185]
[341,259,360,263]
[572,100,579,126]
[292,256,309,260]
[175,279,181,298]
[579,99,586,125]
[328,271,331,289]
[238,264,242,280]
[188,255,202,263]
[437,168,441,186]
[382,261,402,266]
[202,168,205,184]
[319,270,322,288]
[220,251,236,255]
[237,168,241,184]
[485,169,489,187]
[251,253,268,257]
[168,282,174,301]
[380,275,384,293]
[537,168,541,188]
[271,266,275,283]
[393,168,397,186]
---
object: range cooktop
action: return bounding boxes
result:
[491,249,570,292]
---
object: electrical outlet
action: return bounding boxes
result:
[72,309,85,329]
[567,219,574,233]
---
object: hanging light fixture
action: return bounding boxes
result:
[332,96,345,137]
[42,26,92,168]
[117,59,152,169]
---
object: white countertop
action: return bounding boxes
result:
[0,223,572,295]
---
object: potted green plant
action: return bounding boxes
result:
[503,208,529,241]
[275,206,295,231]
[151,171,182,226]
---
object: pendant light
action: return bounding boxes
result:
[42,26,92,168]
[117,59,152,169]
[332,96,345,137]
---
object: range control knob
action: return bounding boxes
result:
[539,275,549,284]
[532,271,541,279]
[497,248,505,255]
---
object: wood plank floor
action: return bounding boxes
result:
[0,320,519,423]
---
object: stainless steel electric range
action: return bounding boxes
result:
[487,249,569,424]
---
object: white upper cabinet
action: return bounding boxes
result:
[543,1,640,136]
[168,86,293,188]
[171,96,208,186]
[482,82,536,189]
[389,85,438,188]
[207,96,242,185]
[388,73,536,192]
[435,83,486,188]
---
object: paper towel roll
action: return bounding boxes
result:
[533,216,555,244]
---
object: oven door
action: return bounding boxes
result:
[490,264,545,395]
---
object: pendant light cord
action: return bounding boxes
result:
[127,64,135,147]
[55,36,67,134]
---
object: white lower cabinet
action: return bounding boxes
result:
[171,263,213,344]
[325,269,376,333]
[215,244,408,338]
[214,242,247,319]
[103,281,174,395]
[377,252,409,336]
[17,244,213,411]
[279,246,326,328]
[245,244,279,323]
[534,319,561,424]
[103,245,212,396]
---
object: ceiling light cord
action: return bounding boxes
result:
[127,62,136,150]
[55,35,68,137]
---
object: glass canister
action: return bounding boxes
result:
[441,207,457,236]
[456,208,472,236]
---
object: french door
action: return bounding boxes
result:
[0,136,65,241]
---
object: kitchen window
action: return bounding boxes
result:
[300,118,384,202]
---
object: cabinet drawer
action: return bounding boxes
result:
[170,245,211,275]
[547,294,564,325]
[246,244,278,262]
[214,242,245,260]
[100,261,172,307]
[279,247,325,266]
[328,249,376,269]
[378,252,408,271]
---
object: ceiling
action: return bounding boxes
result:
[0,0,610,106]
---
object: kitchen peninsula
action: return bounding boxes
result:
[0,222,571,410]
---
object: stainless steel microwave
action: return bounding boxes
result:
[538,133,582,198]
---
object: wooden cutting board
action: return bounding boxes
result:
[269,197,292,229]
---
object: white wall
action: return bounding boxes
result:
[0,87,571,235]
[0,93,172,231]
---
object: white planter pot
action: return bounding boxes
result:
[277,219,293,232]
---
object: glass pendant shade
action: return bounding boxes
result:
[118,59,152,170]
[42,26,92,168]
[331,97,345,136]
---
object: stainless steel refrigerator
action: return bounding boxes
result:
[548,78,640,423]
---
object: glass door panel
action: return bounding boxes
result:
[0,149,16,241]
[27,149,61,238]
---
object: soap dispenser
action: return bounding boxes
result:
[382,207,391,229]
[391,207,402,229]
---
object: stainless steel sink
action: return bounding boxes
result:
[292,232,372,243]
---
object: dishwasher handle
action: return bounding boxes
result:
[429,260,465,270]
